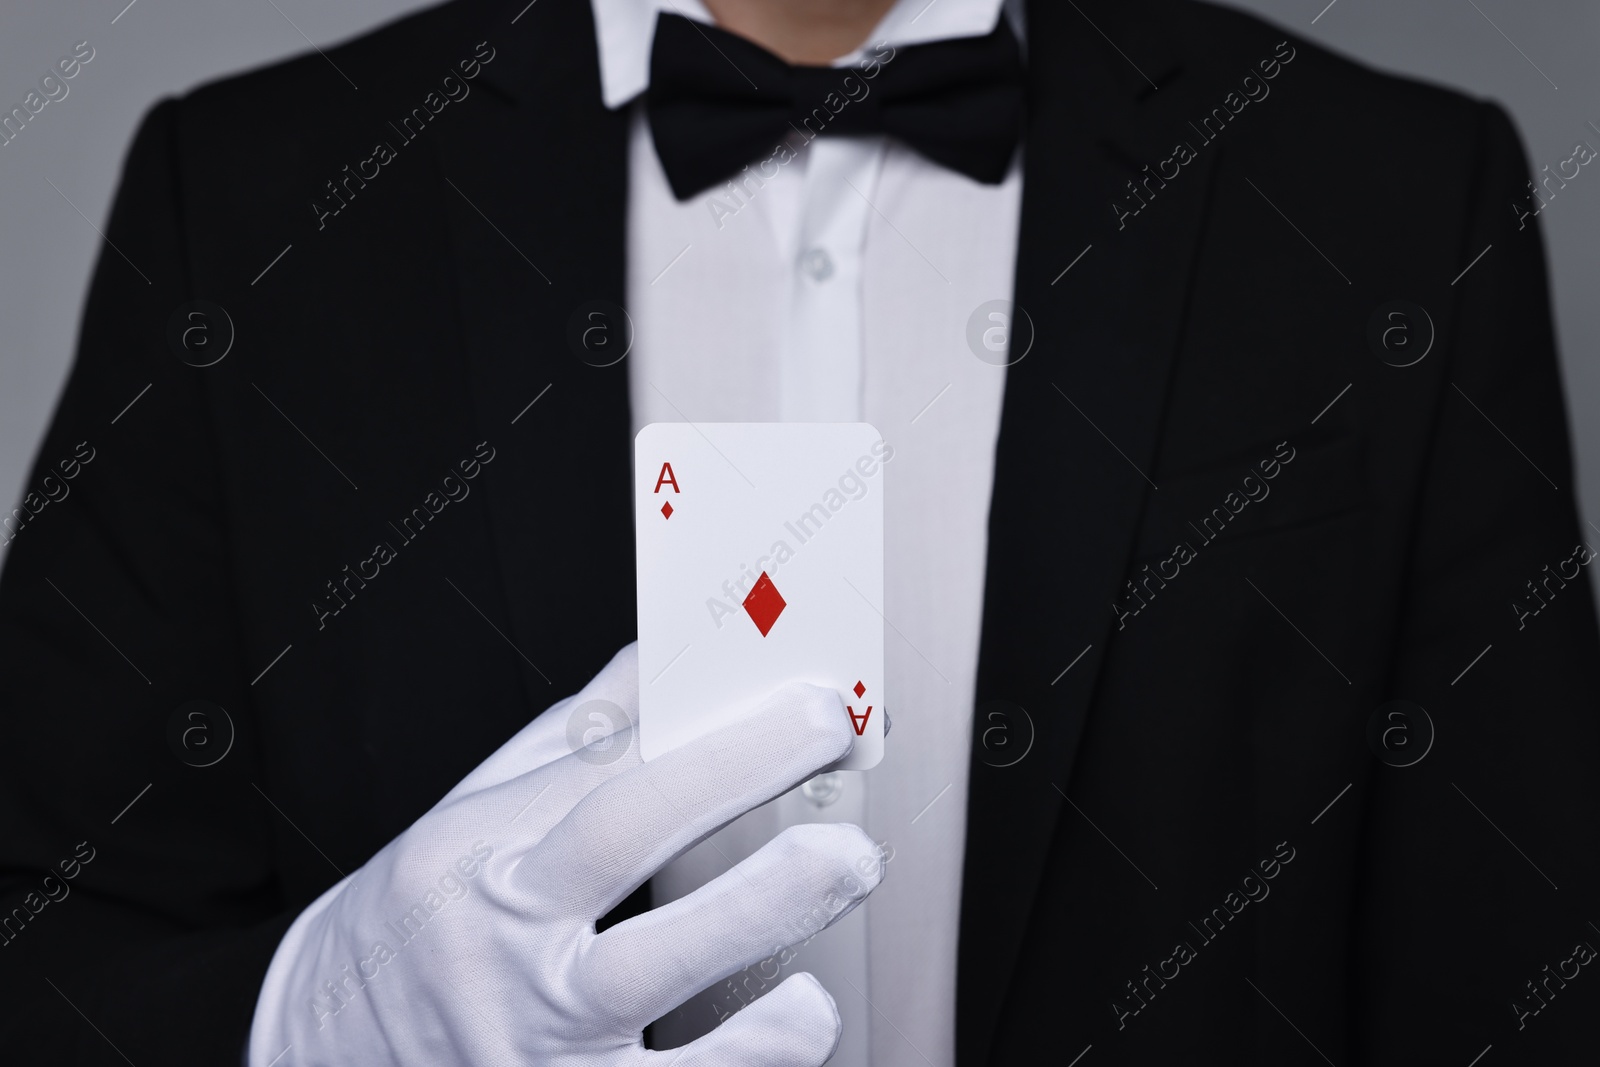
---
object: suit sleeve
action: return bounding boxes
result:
[0,99,293,1065]
[1356,101,1600,1062]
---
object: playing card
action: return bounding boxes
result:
[635,423,887,770]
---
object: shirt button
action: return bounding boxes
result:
[800,247,834,282]
[801,771,844,807]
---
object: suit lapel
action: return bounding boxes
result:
[957,2,1222,1060]
[429,0,637,704]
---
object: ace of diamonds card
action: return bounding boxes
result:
[634,423,886,770]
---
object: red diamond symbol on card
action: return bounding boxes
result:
[853,681,866,699]
[661,501,673,519]
[742,572,786,637]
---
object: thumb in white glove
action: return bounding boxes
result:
[247,643,884,1066]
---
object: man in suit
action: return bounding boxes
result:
[2,0,1596,1063]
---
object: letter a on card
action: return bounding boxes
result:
[847,705,872,736]
[655,462,679,519]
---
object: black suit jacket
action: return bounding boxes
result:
[2,0,1596,1063]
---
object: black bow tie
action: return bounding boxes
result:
[646,12,1025,201]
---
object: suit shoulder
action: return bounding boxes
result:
[128,0,502,239]
[169,0,487,156]
[1177,0,1488,147]
[188,1,471,110]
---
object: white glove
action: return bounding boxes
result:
[247,643,883,1066]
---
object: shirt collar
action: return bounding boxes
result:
[589,0,1013,109]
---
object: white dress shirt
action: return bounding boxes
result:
[602,0,1024,1063]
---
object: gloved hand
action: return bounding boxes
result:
[247,643,881,1066]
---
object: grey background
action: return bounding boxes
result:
[2,0,1596,560]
